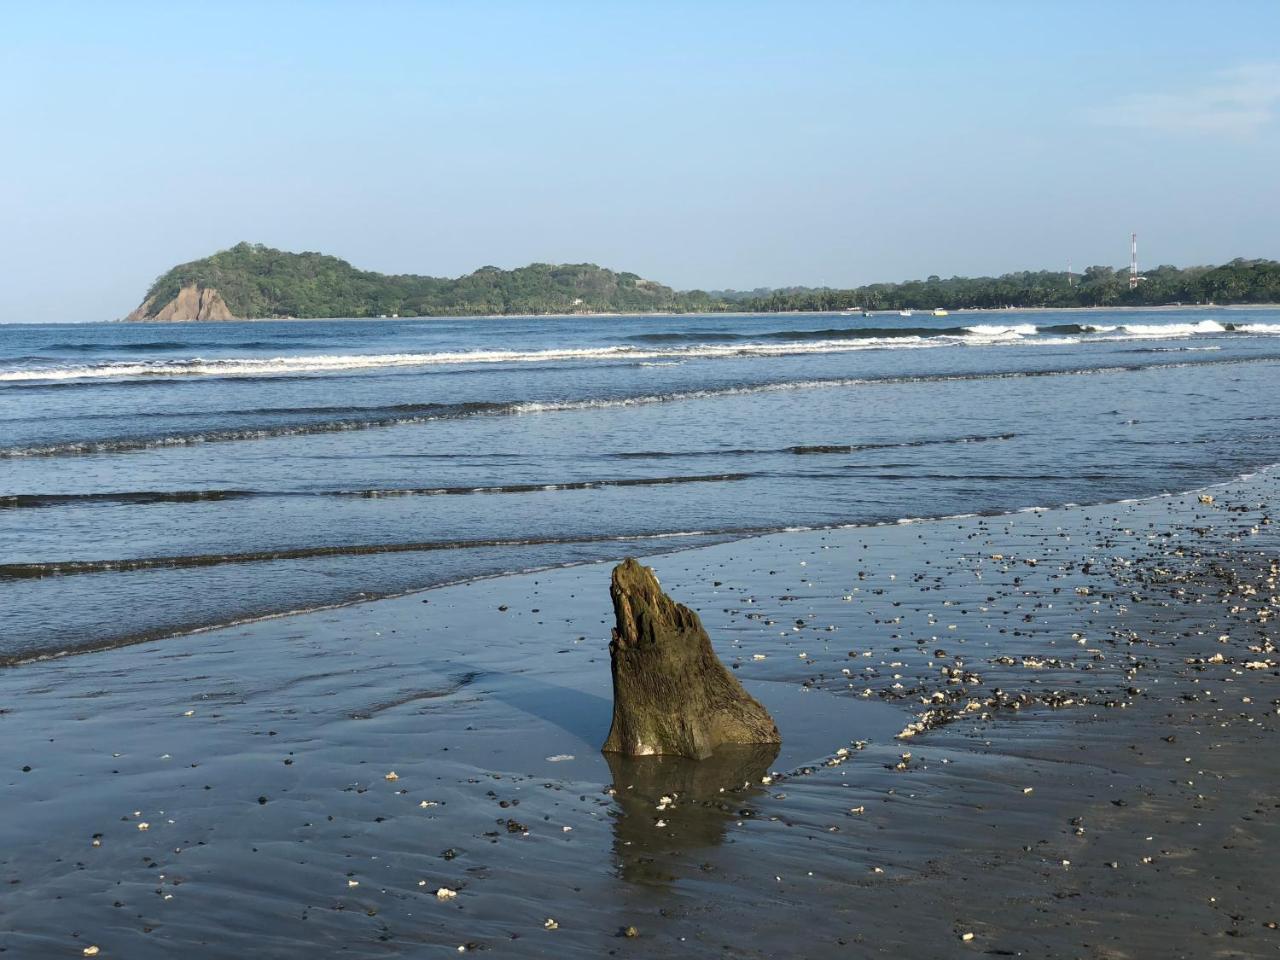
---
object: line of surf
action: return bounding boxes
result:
[4,355,1276,458]
[1,473,753,509]
[6,319,1277,383]
[3,463,1275,666]
[0,527,774,580]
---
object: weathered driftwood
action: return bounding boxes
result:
[602,557,780,759]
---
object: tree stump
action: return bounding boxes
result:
[602,558,781,759]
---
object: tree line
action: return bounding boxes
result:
[139,243,723,318]
[137,244,1280,318]
[738,259,1280,313]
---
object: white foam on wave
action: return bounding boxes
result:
[1022,336,1081,347]
[4,317,1277,382]
[0,337,980,381]
[1079,318,1280,341]
[1116,320,1226,337]
[963,323,1039,337]
[0,347,641,382]
[507,377,875,416]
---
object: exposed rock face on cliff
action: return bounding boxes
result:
[126,283,235,322]
[603,558,781,760]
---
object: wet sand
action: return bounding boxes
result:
[2,473,1278,958]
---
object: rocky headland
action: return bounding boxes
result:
[125,283,235,322]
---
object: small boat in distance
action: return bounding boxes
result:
[899,309,913,317]
[932,308,949,317]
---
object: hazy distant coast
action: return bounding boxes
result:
[123,242,1280,322]
[116,301,1280,326]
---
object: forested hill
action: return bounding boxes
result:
[125,244,1280,321]
[740,259,1280,313]
[126,243,725,320]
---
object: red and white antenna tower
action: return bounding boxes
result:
[1128,232,1144,289]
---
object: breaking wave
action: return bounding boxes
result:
[611,433,1016,459]
[6,318,1277,383]
[0,527,773,580]
[0,473,752,509]
[3,355,1274,458]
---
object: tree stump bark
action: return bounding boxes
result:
[602,557,781,759]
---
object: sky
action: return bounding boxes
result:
[2,1,1279,322]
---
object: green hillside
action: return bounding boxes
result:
[128,243,1280,321]
[741,259,1280,312]
[130,242,725,319]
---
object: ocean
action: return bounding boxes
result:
[2,307,1279,664]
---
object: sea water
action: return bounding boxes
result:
[2,308,1278,661]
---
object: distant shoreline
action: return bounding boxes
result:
[109,301,1280,324]
[118,242,1280,323]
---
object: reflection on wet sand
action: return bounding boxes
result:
[605,742,780,885]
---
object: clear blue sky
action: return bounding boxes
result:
[2,0,1278,322]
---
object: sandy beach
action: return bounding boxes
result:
[7,3,1280,957]
[3,470,1277,958]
